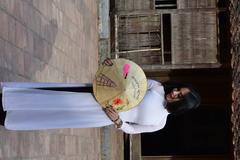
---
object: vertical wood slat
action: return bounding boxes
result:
[171,13,176,64]
[130,134,142,160]
[178,0,217,9]
[126,15,130,55]
[142,155,230,160]
[116,0,152,11]
[113,0,219,69]
[171,11,217,64]
[137,15,140,63]
[115,15,119,58]
[160,14,165,64]
[117,14,163,64]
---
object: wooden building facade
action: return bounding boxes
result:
[110,0,233,160]
[111,0,220,70]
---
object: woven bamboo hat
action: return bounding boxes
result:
[93,58,147,112]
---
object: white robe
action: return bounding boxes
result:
[1,80,169,134]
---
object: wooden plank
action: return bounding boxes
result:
[170,10,218,65]
[160,14,165,64]
[116,48,161,54]
[130,134,142,160]
[118,15,161,32]
[207,0,217,7]
[116,0,152,10]
[171,13,176,64]
[188,0,197,8]
[114,15,119,58]
[177,0,188,9]
[155,4,177,7]
[141,63,221,70]
[197,0,207,8]
[115,0,125,11]
[116,8,218,15]
[125,0,134,11]
[177,0,217,9]
[142,155,230,160]
[119,33,161,50]
[118,14,161,54]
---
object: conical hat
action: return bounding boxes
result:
[93,58,147,112]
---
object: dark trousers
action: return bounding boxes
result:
[35,86,93,93]
[0,86,93,126]
[0,94,6,125]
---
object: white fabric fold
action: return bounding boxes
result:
[3,87,98,111]
[1,80,169,133]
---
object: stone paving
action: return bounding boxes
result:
[0,0,123,160]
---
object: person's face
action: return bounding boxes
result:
[166,88,190,103]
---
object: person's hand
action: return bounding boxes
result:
[103,105,119,121]
[102,58,113,66]
[103,105,123,128]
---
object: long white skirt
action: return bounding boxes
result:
[1,82,113,130]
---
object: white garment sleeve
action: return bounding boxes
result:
[118,79,168,134]
[119,115,168,134]
[147,79,163,94]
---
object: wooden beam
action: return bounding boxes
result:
[116,8,219,16]
[142,155,231,160]
[155,4,177,8]
[141,63,222,71]
[130,134,142,160]
[160,14,164,64]
[113,48,161,54]
[114,14,119,59]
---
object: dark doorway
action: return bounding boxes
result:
[141,107,231,156]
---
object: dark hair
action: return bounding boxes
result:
[163,82,201,115]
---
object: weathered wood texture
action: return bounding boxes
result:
[117,15,162,64]
[115,0,152,11]
[142,155,230,160]
[112,0,219,68]
[171,11,218,64]
[229,0,240,159]
[115,0,217,11]
[177,0,217,9]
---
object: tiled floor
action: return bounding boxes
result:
[0,0,107,159]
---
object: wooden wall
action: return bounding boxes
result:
[142,155,230,160]
[115,0,152,11]
[118,15,161,51]
[117,14,162,64]
[177,0,217,9]
[114,0,217,11]
[112,0,219,68]
[171,11,217,64]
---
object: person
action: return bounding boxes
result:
[0,58,201,134]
